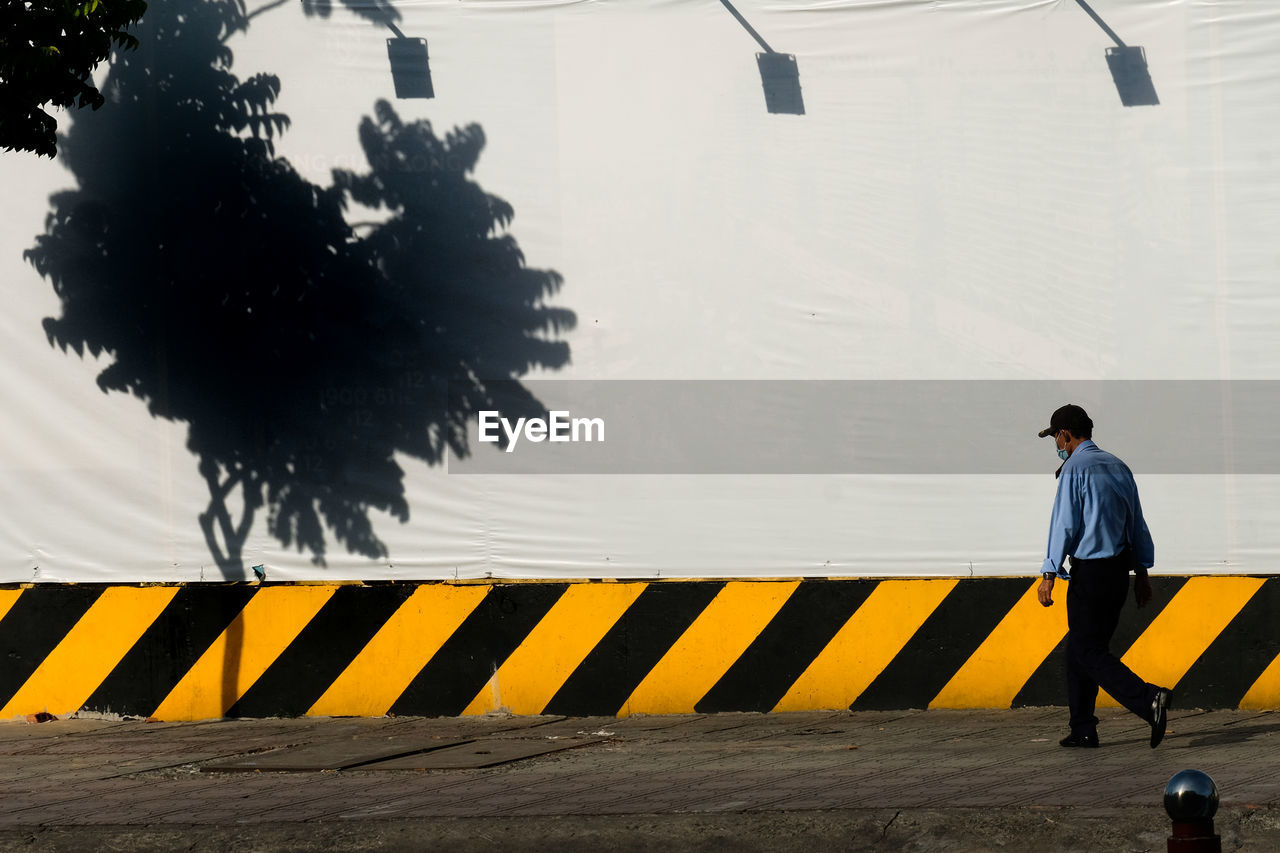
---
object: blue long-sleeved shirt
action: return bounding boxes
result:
[1042,440,1155,578]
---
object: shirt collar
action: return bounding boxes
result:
[1065,439,1097,464]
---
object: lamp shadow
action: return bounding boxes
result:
[1105,46,1159,107]
[298,0,434,101]
[25,0,575,579]
[718,0,804,115]
[1074,0,1158,106]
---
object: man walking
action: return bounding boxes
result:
[1037,404,1172,749]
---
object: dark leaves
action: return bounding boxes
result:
[0,0,149,157]
[299,0,399,25]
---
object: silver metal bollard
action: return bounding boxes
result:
[1164,770,1221,853]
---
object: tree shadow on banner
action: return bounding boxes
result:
[25,0,575,581]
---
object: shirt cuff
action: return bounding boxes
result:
[1041,558,1067,578]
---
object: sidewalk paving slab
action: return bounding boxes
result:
[1,708,1279,851]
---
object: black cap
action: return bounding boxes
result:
[1038,404,1093,438]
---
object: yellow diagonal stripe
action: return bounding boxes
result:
[621,580,800,716]
[0,586,178,719]
[308,584,488,717]
[151,585,336,721]
[1240,651,1280,710]
[464,583,648,716]
[773,579,958,712]
[0,588,21,624]
[1098,576,1266,708]
[930,579,1068,709]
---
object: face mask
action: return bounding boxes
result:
[1057,448,1070,461]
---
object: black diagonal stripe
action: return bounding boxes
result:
[0,585,103,709]
[851,579,1028,711]
[695,580,879,713]
[81,585,257,718]
[389,583,568,717]
[1011,576,1188,707]
[543,581,725,716]
[226,584,416,718]
[1171,577,1278,708]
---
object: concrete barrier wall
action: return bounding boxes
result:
[1,578,1276,721]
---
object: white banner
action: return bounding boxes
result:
[2,0,1277,581]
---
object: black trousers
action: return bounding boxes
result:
[1065,553,1155,734]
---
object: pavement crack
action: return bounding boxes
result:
[881,809,901,839]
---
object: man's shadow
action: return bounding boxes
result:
[25,0,575,578]
[1186,720,1280,748]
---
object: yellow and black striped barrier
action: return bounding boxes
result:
[1,577,1277,721]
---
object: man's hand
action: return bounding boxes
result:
[1038,576,1055,607]
[1134,573,1153,608]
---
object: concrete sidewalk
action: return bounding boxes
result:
[1,707,1278,851]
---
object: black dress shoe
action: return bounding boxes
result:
[1059,732,1099,748]
[1150,688,1172,748]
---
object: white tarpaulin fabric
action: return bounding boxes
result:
[2,0,1279,582]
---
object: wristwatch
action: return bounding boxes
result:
[1042,572,1056,580]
